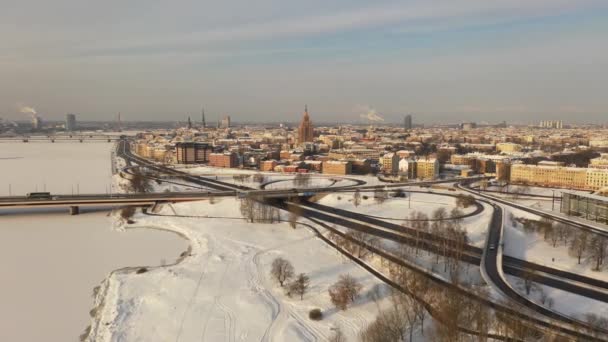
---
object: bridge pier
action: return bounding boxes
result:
[69,206,80,215]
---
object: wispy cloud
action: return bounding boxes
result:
[79,0,605,57]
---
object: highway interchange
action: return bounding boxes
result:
[2,138,607,340]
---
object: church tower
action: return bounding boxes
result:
[297,105,314,144]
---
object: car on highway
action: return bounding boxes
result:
[26,192,52,200]
[489,244,496,251]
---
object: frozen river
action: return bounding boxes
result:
[0,143,188,341]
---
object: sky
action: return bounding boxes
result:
[0,0,607,124]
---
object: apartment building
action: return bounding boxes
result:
[510,164,608,190]
[416,158,439,180]
[209,152,238,168]
[322,161,352,175]
[379,153,399,174]
[175,142,211,164]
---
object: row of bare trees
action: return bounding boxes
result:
[330,230,380,259]
[232,174,251,183]
[293,173,312,188]
[239,197,281,223]
[405,208,469,278]
[512,215,608,271]
[368,254,552,341]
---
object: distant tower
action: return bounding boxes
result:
[201,107,206,128]
[404,114,413,130]
[117,112,122,132]
[220,115,231,128]
[187,116,192,129]
[297,105,314,144]
[66,113,77,131]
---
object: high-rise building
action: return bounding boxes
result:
[220,115,231,128]
[539,120,563,129]
[65,113,77,131]
[404,114,412,130]
[175,142,211,164]
[297,105,314,144]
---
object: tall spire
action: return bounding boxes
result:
[305,104,308,114]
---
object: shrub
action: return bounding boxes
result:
[120,206,136,220]
[136,267,148,274]
[309,308,323,320]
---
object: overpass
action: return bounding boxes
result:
[0,134,122,143]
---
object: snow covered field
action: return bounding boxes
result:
[0,142,115,195]
[317,190,492,247]
[504,207,608,282]
[89,199,391,341]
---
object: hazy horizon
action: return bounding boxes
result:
[1,0,607,123]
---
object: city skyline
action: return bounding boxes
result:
[1,1,607,122]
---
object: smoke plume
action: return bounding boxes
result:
[358,106,385,122]
[18,105,37,117]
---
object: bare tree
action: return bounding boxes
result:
[511,184,530,200]
[287,198,303,229]
[353,189,362,207]
[588,235,608,271]
[253,173,266,184]
[329,284,350,311]
[128,173,153,193]
[119,206,136,220]
[329,274,362,310]
[294,173,312,188]
[455,194,475,208]
[329,327,347,342]
[584,313,608,330]
[373,188,388,204]
[287,273,310,300]
[270,257,294,287]
[344,230,378,259]
[522,268,538,295]
[409,211,429,257]
[569,230,588,264]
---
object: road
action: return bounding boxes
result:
[119,141,605,335]
[457,181,608,238]
[294,200,608,303]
